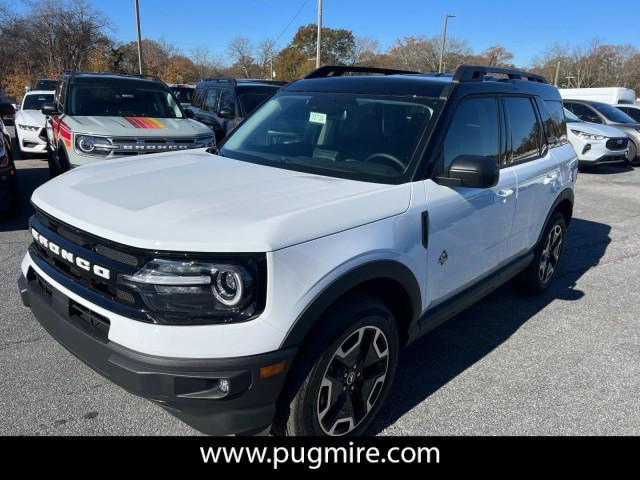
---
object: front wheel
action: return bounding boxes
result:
[627,141,638,166]
[517,211,566,293]
[273,296,399,436]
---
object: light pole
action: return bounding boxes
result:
[135,0,144,75]
[438,14,456,74]
[316,0,322,69]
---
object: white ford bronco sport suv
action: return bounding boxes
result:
[19,65,577,436]
[40,72,213,177]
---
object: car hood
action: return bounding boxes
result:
[16,109,46,128]
[31,150,411,252]
[65,116,212,137]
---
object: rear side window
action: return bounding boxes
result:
[439,97,500,174]
[203,88,220,112]
[504,97,541,165]
[219,89,236,116]
[617,106,640,122]
[540,100,568,147]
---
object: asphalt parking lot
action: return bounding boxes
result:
[1,127,639,436]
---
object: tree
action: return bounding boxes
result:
[480,45,514,67]
[227,36,259,78]
[290,24,356,66]
[387,35,472,72]
[275,46,310,81]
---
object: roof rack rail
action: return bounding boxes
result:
[453,65,547,84]
[304,65,419,79]
[62,71,162,82]
[201,77,237,84]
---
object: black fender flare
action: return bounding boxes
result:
[279,260,422,349]
[536,187,574,247]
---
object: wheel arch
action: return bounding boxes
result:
[536,188,574,247]
[280,260,422,350]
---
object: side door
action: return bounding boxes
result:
[194,87,222,135]
[424,96,518,305]
[217,88,239,140]
[503,96,561,257]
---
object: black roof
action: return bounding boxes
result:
[196,78,286,89]
[63,71,164,85]
[283,64,561,101]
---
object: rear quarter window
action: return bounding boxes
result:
[541,100,568,147]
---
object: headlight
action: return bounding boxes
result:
[18,124,39,131]
[571,130,605,141]
[75,134,116,156]
[119,258,263,324]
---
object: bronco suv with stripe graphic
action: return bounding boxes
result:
[41,72,214,177]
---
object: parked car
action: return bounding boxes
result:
[0,96,16,125]
[0,105,12,153]
[168,83,195,108]
[15,90,54,158]
[34,79,58,91]
[187,78,285,143]
[18,64,576,436]
[559,87,636,105]
[0,116,17,216]
[614,104,640,123]
[40,72,214,177]
[564,108,629,167]
[563,99,640,164]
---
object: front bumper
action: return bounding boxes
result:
[18,272,296,435]
[17,128,47,153]
[572,138,628,166]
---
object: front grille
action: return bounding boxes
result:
[108,136,213,156]
[606,138,628,151]
[30,210,149,316]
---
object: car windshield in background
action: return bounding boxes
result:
[69,80,184,118]
[35,80,58,90]
[237,86,279,116]
[591,102,636,123]
[171,87,194,103]
[23,94,54,110]
[220,92,440,182]
[564,108,581,123]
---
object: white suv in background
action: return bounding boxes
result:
[15,90,54,157]
[564,108,629,167]
[19,65,577,436]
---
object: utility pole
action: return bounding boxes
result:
[554,61,561,86]
[438,14,456,73]
[135,0,144,75]
[316,0,322,69]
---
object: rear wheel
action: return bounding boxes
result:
[517,211,566,293]
[273,295,399,436]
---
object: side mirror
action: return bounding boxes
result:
[436,155,499,189]
[0,102,15,116]
[184,108,194,119]
[41,103,59,116]
[586,115,602,124]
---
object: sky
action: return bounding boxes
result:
[16,0,640,66]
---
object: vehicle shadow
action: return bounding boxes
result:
[0,158,49,232]
[579,164,634,175]
[369,217,611,434]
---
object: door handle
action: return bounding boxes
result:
[543,172,559,185]
[496,188,514,198]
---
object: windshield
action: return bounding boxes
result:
[563,108,581,123]
[69,80,184,118]
[171,87,194,103]
[220,92,440,182]
[237,86,279,116]
[23,93,54,110]
[35,80,57,90]
[591,102,636,123]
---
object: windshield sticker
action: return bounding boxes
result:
[309,112,327,125]
[124,117,166,129]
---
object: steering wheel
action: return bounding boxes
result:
[364,152,405,172]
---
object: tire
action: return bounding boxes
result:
[517,211,566,293]
[48,145,69,178]
[273,295,399,436]
[627,141,638,166]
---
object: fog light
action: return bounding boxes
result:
[218,378,230,393]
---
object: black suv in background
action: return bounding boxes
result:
[187,78,285,143]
